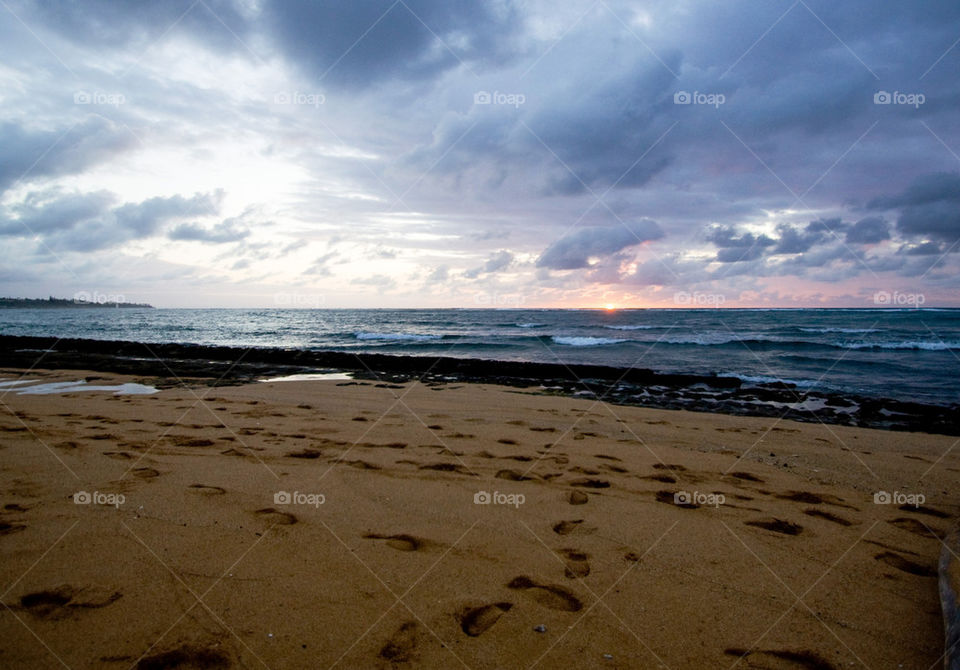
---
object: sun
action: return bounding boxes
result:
[604,303,616,311]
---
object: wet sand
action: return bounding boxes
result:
[0,367,957,669]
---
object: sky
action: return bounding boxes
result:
[1,0,959,308]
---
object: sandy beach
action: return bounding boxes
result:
[1,368,957,669]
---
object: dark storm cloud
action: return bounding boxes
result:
[0,190,115,236]
[772,222,830,254]
[114,192,221,238]
[464,250,513,278]
[900,241,945,256]
[706,226,774,263]
[260,0,521,89]
[869,172,960,243]
[536,220,663,270]
[845,216,889,244]
[0,118,133,194]
[2,190,223,252]
[408,38,681,197]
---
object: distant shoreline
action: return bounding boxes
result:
[1,334,957,436]
[0,297,154,309]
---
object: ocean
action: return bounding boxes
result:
[1,307,958,405]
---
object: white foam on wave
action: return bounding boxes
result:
[551,336,626,347]
[604,325,654,330]
[840,340,958,351]
[800,327,879,334]
[663,333,747,346]
[516,323,546,328]
[355,332,441,341]
[735,374,821,388]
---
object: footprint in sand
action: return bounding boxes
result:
[887,517,942,539]
[898,504,950,519]
[560,549,590,578]
[102,451,134,460]
[507,576,583,612]
[728,471,764,483]
[744,519,803,535]
[363,533,427,552]
[132,467,160,479]
[220,448,248,457]
[342,460,382,470]
[136,644,231,670]
[170,436,215,447]
[286,449,322,459]
[0,520,26,536]
[379,621,419,662]
[18,585,121,620]
[776,491,824,504]
[567,478,610,489]
[252,508,297,525]
[496,469,534,481]
[599,463,628,474]
[188,484,226,495]
[803,509,853,526]
[874,551,936,577]
[724,647,835,669]
[458,602,513,636]
[567,490,589,505]
[552,520,583,535]
[418,462,472,475]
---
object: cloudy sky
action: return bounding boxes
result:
[1,0,959,308]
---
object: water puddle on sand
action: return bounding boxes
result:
[260,372,353,382]
[0,379,38,388]
[4,380,159,395]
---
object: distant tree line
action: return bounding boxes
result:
[0,297,154,308]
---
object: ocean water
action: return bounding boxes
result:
[1,308,959,405]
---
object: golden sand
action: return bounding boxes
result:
[0,369,957,669]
